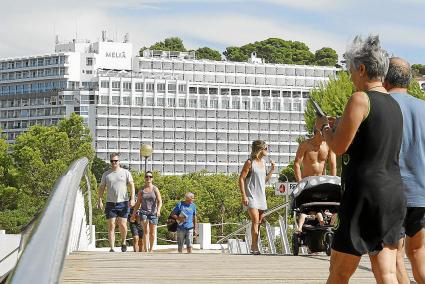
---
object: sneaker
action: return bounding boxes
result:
[109,248,115,252]
[121,243,127,252]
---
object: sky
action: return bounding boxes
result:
[1,0,424,64]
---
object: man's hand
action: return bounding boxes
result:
[270,160,276,172]
[241,195,249,206]
[129,199,135,207]
[130,214,136,223]
[98,199,103,210]
[156,211,161,217]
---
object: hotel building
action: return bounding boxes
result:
[0,34,338,175]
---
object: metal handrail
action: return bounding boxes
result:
[6,157,90,284]
[216,201,290,245]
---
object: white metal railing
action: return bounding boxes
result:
[6,157,92,284]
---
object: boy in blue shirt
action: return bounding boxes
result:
[171,192,197,253]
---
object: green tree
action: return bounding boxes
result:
[92,156,110,183]
[412,64,425,76]
[279,160,296,182]
[139,37,186,55]
[408,79,425,100]
[223,46,249,62]
[304,71,355,133]
[315,47,338,66]
[195,47,222,61]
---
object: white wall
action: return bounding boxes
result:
[0,231,21,277]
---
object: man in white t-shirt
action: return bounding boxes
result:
[98,153,135,252]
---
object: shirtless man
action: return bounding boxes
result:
[294,130,337,182]
[294,130,337,232]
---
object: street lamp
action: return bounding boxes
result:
[140,144,153,173]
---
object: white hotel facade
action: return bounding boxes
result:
[0,35,338,175]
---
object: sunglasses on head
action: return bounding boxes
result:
[110,160,119,163]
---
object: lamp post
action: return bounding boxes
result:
[140,144,153,173]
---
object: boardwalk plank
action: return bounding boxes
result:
[61,252,414,284]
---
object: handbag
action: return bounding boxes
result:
[166,212,178,232]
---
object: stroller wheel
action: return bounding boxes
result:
[324,232,333,256]
[292,233,299,256]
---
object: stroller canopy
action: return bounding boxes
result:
[292,175,342,209]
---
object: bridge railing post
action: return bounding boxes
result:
[198,223,211,249]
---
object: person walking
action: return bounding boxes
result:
[171,192,197,253]
[315,35,406,284]
[239,140,275,254]
[98,153,135,252]
[128,204,144,252]
[131,171,162,252]
[384,57,425,284]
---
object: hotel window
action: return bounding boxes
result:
[135,83,143,92]
[135,97,143,106]
[198,87,207,95]
[272,90,280,97]
[232,100,240,109]
[123,97,131,105]
[157,98,165,106]
[284,100,291,111]
[209,88,218,95]
[241,89,250,96]
[146,83,154,92]
[231,89,240,96]
[293,91,301,98]
[293,100,301,111]
[189,99,197,108]
[261,90,270,97]
[302,91,310,98]
[252,101,261,110]
[282,91,291,98]
[123,82,131,91]
[146,97,154,106]
[189,87,197,94]
[220,88,229,95]
[251,90,260,96]
[86,58,93,66]
[221,99,229,109]
[157,83,166,93]
[242,100,250,110]
[179,99,186,107]
[167,98,176,107]
[112,82,120,90]
[272,102,281,111]
[168,84,176,93]
[210,100,218,109]
[200,99,207,108]
[112,96,120,105]
[178,84,186,93]
[263,101,271,110]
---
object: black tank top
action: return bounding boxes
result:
[334,91,406,255]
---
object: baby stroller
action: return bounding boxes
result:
[291,175,342,256]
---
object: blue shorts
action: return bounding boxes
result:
[129,221,144,238]
[139,212,159,225]
[105,201,129,219]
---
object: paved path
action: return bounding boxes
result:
[61,251,415,284]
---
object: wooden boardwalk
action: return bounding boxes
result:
[61,251,414,284]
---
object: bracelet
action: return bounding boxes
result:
[320,124,330,132]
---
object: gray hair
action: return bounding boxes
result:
[385,57,412,88]
[344,35,389,81]
[185,192,194,199]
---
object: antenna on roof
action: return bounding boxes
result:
[124,33,129,43]
[102,31,107,42]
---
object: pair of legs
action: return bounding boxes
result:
[177,228,194,253]
[107,217,127,251]
[396,228,425,284]
[327,245,399,284]
[129,219,144,252]
[141,219,157,252]
[296,211,324,232]
[247,208,264,252]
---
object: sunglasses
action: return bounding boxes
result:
[145,175,153,178]
[110,160,119,163]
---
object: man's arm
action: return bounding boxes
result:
[294,142,306,182]
[193,211,198,236]
[98,184,106,210]
[328,149,337,176]
[127,171,135,207]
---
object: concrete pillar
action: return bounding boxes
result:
[198,223,211,250]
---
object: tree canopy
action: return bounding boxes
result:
[195,47,222,61]
[412,64,425,76]
[223,38,338,66]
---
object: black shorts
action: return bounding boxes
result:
[404,207,425,238]
[105,201,129,219]
[129,220,144,238]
